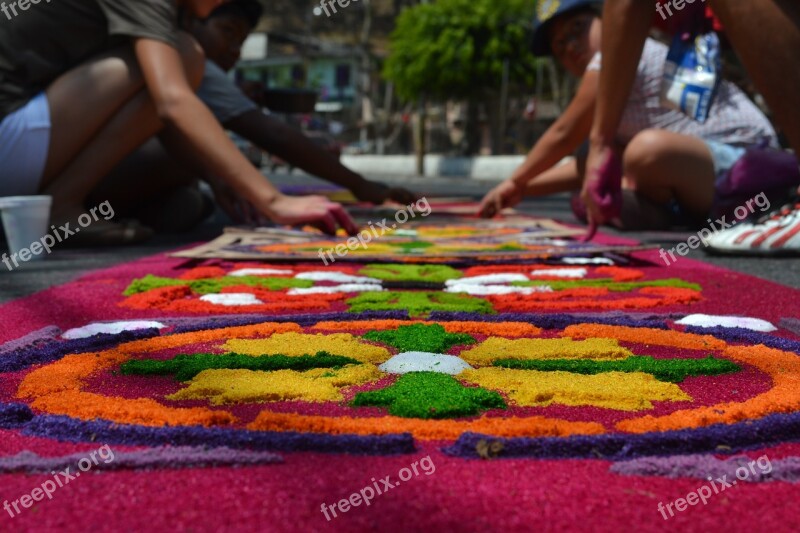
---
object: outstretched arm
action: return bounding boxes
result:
[583,0,652,231]
[478,70,598,217]
[134,39,357,234]
[227,110,417,205]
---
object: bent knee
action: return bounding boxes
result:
[623,129,673,176]
[176,32,206,90]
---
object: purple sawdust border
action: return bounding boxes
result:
[443,411,800,460]
[0,326,62,356]
[428,312,671,330]
[610,454,800,483]
[21,415,416,456]
[0,446,283,473]
[0,328,163,373]
[0,402,34,429]
[683,326,800,354]
[167,310,410,333]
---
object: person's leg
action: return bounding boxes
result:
[622,129,716,218]
[711,0,800,157]
[88,138,214,233]
[87,138,197,215]
[40,33,205,220]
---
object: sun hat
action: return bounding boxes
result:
[531,0,603,56]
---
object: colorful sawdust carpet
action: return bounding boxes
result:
[1,227,800,532]
[170,213,656,262]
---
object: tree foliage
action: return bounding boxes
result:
[383,0,540,102]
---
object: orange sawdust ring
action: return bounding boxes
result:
[15,321,794,440]
[16,322,301,427]
[247,411,605,440]
[311,320,542,337]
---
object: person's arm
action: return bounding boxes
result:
[511,71,597,187]
[134,39,357,234]
[478,70,598,217]
[226,110,417,205]
[582,0,652,232]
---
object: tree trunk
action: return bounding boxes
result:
[414,97,426,175]
[464,97,481,156]
[359,0,373,148]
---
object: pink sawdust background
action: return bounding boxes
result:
[1,237,800,532]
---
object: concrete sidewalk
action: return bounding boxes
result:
[339,155,525,181]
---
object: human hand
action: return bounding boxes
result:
[207,178,269,225]
[259,194,359,236]
[478,180,525,218]
[581,143,623,241]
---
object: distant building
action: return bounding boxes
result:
[235,32,362,112]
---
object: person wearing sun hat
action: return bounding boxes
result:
[530,0,603,57]
[479,0,780,233]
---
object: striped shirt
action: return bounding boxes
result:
[587,38,777,147]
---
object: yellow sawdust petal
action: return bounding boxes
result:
[458,337,633,365]
[167,365,383,405]
[459,368,690,411]
[223,333,391,363]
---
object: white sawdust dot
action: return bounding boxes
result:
[379,352,473,375]
[62,321,167,339]
[562,257,614,265]
[675,314,777,332]
[529,268,588,279]
[229,268,294,277]
[200,294,263,306]
[294,272,382,284]
[446,274,530,286]
[445,284,552,296]
[287,284,385,295]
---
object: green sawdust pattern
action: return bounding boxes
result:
[389,241,435,253]
[493,355,740,383]
[358,264,463,283]
[495,243,526,251]
[351,372,506,419]
[120,352,361,381]
[123,274,312,296]
[363,324,476,353]
[347,291,495,317]
[511,278,701,292]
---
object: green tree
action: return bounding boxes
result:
[383,0,541,154]
[384,0,538,101]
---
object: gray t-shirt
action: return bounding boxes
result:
[0,0,178,121]
[587,38,777,147]
[196,60,258,124]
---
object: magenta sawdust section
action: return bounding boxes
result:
[1,233,800,529]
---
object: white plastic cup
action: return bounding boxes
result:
[0,196,53,262]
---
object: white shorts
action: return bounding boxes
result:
[0,92,51,196]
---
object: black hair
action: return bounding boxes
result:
[208,0,264,29]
